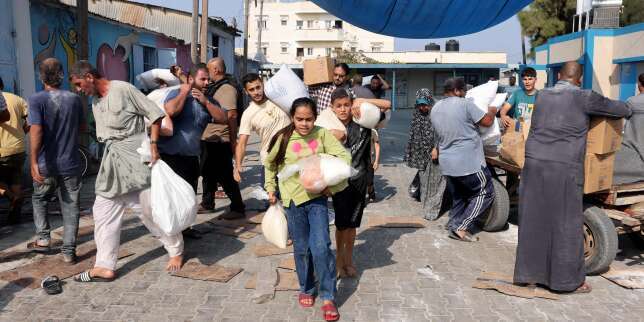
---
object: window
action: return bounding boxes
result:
[324,20,332,29]
[296,20,303,29]
[143,46,157,71]
[350,47,356,52]
[280,15,288,26]
[257,16,267,30]
[334,20,343,29]
[262,47,267,56]
[306,20,314,28]
[297,48,304,57]
[281,42,288,54]
[325,48,332,56]
[211,34,219,58]
[371,47,381,52]
[307,48,313,55]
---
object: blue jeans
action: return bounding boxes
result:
[32,176,81,255]
[286,197,336,301]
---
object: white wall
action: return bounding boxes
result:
[247,0,394,64]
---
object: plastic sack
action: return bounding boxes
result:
[353,102,382,129]
[146,85,178,135]
[315,108,346,134]
[136,134,152,164]
[465,81,501,146]
[262,202,289,249]
[278,154,356,194]
[151,160,198,235]
[264,65,309,114]
[136,69,180,91]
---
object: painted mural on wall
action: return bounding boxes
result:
[30,2,189,91]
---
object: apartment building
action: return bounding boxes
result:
[246,0,394,64]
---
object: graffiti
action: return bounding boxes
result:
[113,32,139,62]
[33,23,57,68]
[60,28,78,73]
[96,43,129,81]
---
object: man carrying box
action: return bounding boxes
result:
[513,61,631,294]
[308,62,353,113]
[613,73,644,185]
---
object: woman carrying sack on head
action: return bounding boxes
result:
[264,97,350,322]
[404,88,448,221]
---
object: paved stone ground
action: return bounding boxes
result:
[1,109,644,322]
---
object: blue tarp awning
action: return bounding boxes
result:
[310,0,533,39]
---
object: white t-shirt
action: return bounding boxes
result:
[238,99,292,162]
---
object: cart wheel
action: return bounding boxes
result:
[583,205,618,275]
[482,178,510,232]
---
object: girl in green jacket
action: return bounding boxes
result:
[265,97,350,322]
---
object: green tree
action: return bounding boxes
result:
[334,49,380,64]
[519,0,644,58]
[518,0,577,58]
[622,0,644,26]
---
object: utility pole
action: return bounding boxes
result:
[76,0,89,61]
[191,0,199,64]
[76,0,89,146]
[256,0,264,61]
[242,0,249,77]
[521,30,527,65]
[200,0,209,63]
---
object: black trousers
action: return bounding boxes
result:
[160,154,200,193]
[200,141,245,212]
[445,167,495,233]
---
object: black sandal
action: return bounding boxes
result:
[73,270,114,283]
[41,276,62,295]
[448,230,479,242]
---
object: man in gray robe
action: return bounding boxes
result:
[613,73,644,185]
[513,62,632,293]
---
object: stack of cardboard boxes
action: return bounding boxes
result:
[584,117,624,193]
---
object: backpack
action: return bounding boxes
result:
[205,74,246,125]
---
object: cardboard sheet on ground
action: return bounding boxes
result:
[208,218,262,233]
[245,270,299,291]
[472,272,560,300]
[601,267,644,289]
[253,243,294,257]
[278,257,296,271]
[0,244,134,289]
[172,259,242,283]
[53,225,94,239]
[366,215,427,228]
[245,211,265,224]
[204,220,260,239]
[0,250,38,264]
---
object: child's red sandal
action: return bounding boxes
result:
[321,302,340,321]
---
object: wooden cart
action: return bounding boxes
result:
[485,155,644,275]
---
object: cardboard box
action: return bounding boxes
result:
[303,57,334,86]
[587,117,623,154]
[584,152,615,194]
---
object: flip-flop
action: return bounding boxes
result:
[321,302,340,321]
[73,271,114,283]
[298,293,315,308]
[448,230,479,242]
[41,276,62,295]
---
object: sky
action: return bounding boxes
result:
[133,0,531,64]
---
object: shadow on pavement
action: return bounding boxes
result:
[336,227,419,307]
[0,277,31,311]
[373,174,397,201]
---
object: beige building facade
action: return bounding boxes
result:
[246,0,394,64]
